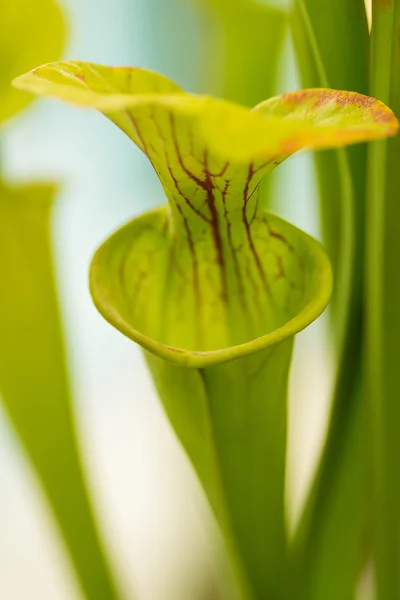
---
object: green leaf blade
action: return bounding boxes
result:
[0,183,123,600]
[195,0,287,108]
[290,2,372,599]
[0,0,65,124]
[366,1,400,598]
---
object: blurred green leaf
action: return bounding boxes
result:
[0,0,65,125]
[0,181,122,600]
[291,1,372,599]
[195,0,287,107]
[291,0,369,302]
[366,1,400,598]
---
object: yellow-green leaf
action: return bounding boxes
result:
[13,62,398,168]
[0,181,122,600]
[0,0,65,125]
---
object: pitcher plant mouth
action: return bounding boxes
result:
[89,206,333,368]
[12,62,398,368]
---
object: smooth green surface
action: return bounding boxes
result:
[290,3,374,600]
[0,0,64,124]
[196,0,287,108]
[1,3,123,598]
[305,389,367,600]
[0,182,122,600]
[146,342,292,600]
[366,1,400,598]
[292,0,368,328]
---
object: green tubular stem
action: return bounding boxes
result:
[291,1,369,597]
[292,0,363,404]
[290,146,364,598]
[217,5,287,108]
[291,0,358,505]
[366,2,400,598]
[145,341,293,600]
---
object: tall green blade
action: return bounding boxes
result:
[366,1,400,597]
[292,0,368,339]
[0,182,122,600]
[0,0,64,124]
[196,0,287,107]
[291,2,371,599]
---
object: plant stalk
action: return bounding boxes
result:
[366,1,400,598]
[291,2,369,598]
